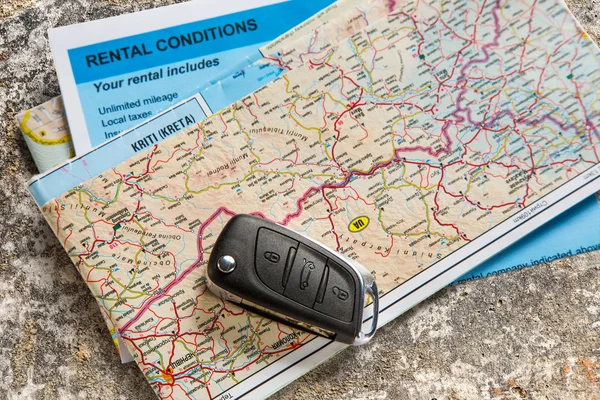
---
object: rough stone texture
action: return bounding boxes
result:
[0,0,599,399]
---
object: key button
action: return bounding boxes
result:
[255,228,298,294]
[283,243,327,307]
[313,260,356,322]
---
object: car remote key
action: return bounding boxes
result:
[206,214,379,345]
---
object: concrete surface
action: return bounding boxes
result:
[1,0,600,399]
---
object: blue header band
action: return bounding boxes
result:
[68,0,334,84]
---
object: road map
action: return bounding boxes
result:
[16,97,74,173]
[29,0,600,398]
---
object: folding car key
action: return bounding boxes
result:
[206,214,379,345]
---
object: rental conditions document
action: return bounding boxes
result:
[49,0,334,154]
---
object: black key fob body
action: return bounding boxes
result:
[206,214,378,345]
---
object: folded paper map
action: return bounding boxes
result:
[28,0,600,397]
[16,96,74,173]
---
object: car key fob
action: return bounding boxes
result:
[206,214,378,345]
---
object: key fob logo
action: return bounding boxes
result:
[299,259,316,290]
[264,251,280,263]
[332,286,349,300]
